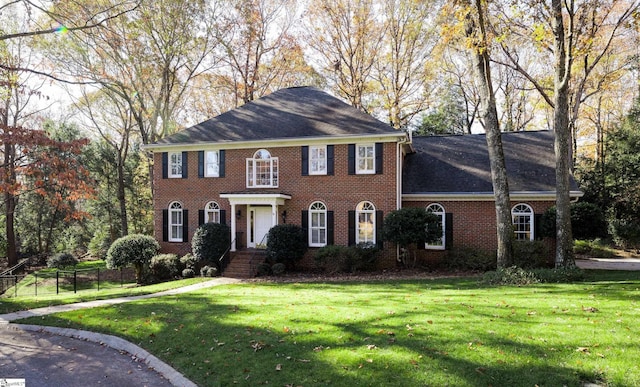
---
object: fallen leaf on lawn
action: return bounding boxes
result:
[275,364,282,371]
[582,306,598,313]
[367,344,377,350]
[576,347,590,353]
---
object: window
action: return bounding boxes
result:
[356,144,375,174]
[169,152,182,178]
[309,202,327,247]
[205,151,219,177]
[247,149,279,187]
[512,203,534,241]
[309,145,327,175]
[426,203,446,249]
[356,201,376,244]
[169,201,183,242]
[205,201,220,223]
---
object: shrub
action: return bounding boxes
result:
[573,239,618,258]
[46,252,78,269]
[200,265,218,277]
[608,219,640,250]
[180,253,197,271]
[530,267,585,283]
[256,262,272,276]
[382,208,441,249]
[192,223,231,267]
[105,234,159,284]
[271,262,286,275]
[512,240,550,269]
[182,268,195,278]
[480,266,585,286]
[444,248,496,271]
[540,203,608,240]
[314,244,380,274]
[266,224,307,268]
[150,254,180,281]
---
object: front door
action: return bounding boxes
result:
[249,206,272,248]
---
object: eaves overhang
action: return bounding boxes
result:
[402,191,584,202]
[142,132,408,152]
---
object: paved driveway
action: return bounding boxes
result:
[575,257,640,270]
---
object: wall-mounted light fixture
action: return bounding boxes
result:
[236,209,242,219]
[281,210,287,224]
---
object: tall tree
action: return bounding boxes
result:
[460,0,514,267]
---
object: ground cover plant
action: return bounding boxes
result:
[16,271,640,386]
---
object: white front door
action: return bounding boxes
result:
[249,206,272,248]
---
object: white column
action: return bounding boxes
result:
[230,203,237,251]
[272,203,278,226]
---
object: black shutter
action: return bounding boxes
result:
[375,143,383,174]
[220,209,227,225]
[348,210,356,245]
[327,145,335,176]
[376,210,383,248]
[301,146,309,176]
[302,210,309,245]
[162,153,168,179]
[198,151,204,178]
[162,209,168,241]
[534,214,543,240]
[182,210,189,241]
[199,209,205,226]
[181,152,188,178]
[445,213,453,250]
[219,150,225,177]
[348,144,356,175]
[327,211,334,245]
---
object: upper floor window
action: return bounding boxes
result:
[205,151,219,177]
[247,149,278,188]
[309,145,327,175]
[426,203,446,250]
[205,201,221,224]
[356,201,376,244]
[357,144,375,174]
[169,152,183,178]
[309,201,327,247]
[512,203,534,241]
[169,201,183,242]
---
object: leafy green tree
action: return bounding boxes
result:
[191,223,231,268]
[106,234,159,284]
[382,207,441,267]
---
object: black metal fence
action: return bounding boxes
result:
[1,267,137,297]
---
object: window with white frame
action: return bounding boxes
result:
[169,201,183,242]
[309,201,327,247]
[205,201,220,223]
[512,203,534,241]
[247,149,278,187]
[309,145,327,175]
[356,144,375,174]
[356,201,376,244]
[205,150,219,177]
[169,152,182,178]
[426,203,446,249]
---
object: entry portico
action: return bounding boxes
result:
[220,193,291,251]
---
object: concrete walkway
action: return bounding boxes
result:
[575,257,640,271]
[0,277,241,387]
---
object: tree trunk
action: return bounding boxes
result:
[4,142,18,267]
[116,153,129,236]
[465,0,514,268]
[551,0,575,268]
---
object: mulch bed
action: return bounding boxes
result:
[246,268,480,284]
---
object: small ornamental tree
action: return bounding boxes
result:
[106,234,159,284]
[266,224,308,269]
[383,208,441,266]
[191,223,231,267]
[46,252,78,269]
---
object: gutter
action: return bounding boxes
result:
[402,190,584,201]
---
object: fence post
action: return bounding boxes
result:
[56,271,59,294]
[74,270,77,293]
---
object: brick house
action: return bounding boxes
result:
[144,86,582,274]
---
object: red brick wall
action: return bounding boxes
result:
[153,142,400,266]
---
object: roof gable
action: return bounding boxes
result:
[403,130,579,195]
[155,87,396,146]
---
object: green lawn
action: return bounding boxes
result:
[16,271,640,386]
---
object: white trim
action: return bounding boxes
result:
[143,133,408,152]
[168,152,182,178]
[168,201,183,242]
[309,201,328,247]
[309,145,327,175]
[512,203,534,241]
[204,150,220,177]
[356,143,375,174]
[356,201,376,245]
[403,191,584,201]
[425,203,446,250]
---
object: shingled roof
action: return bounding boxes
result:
[154,87,397,146]
[403,130,581,196]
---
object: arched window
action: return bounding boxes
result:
[247,149,279,187]
[512,203,534,241]
[426,203,446,249]
[309,202,327,247]
[205,201,220,224]
[356,201,376,245]
[169,201,183,242]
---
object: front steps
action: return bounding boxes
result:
[222,249,266,278]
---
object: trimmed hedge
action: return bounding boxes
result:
[266,224,307,268]
[106,234,159,284]
[192,223,231,267]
